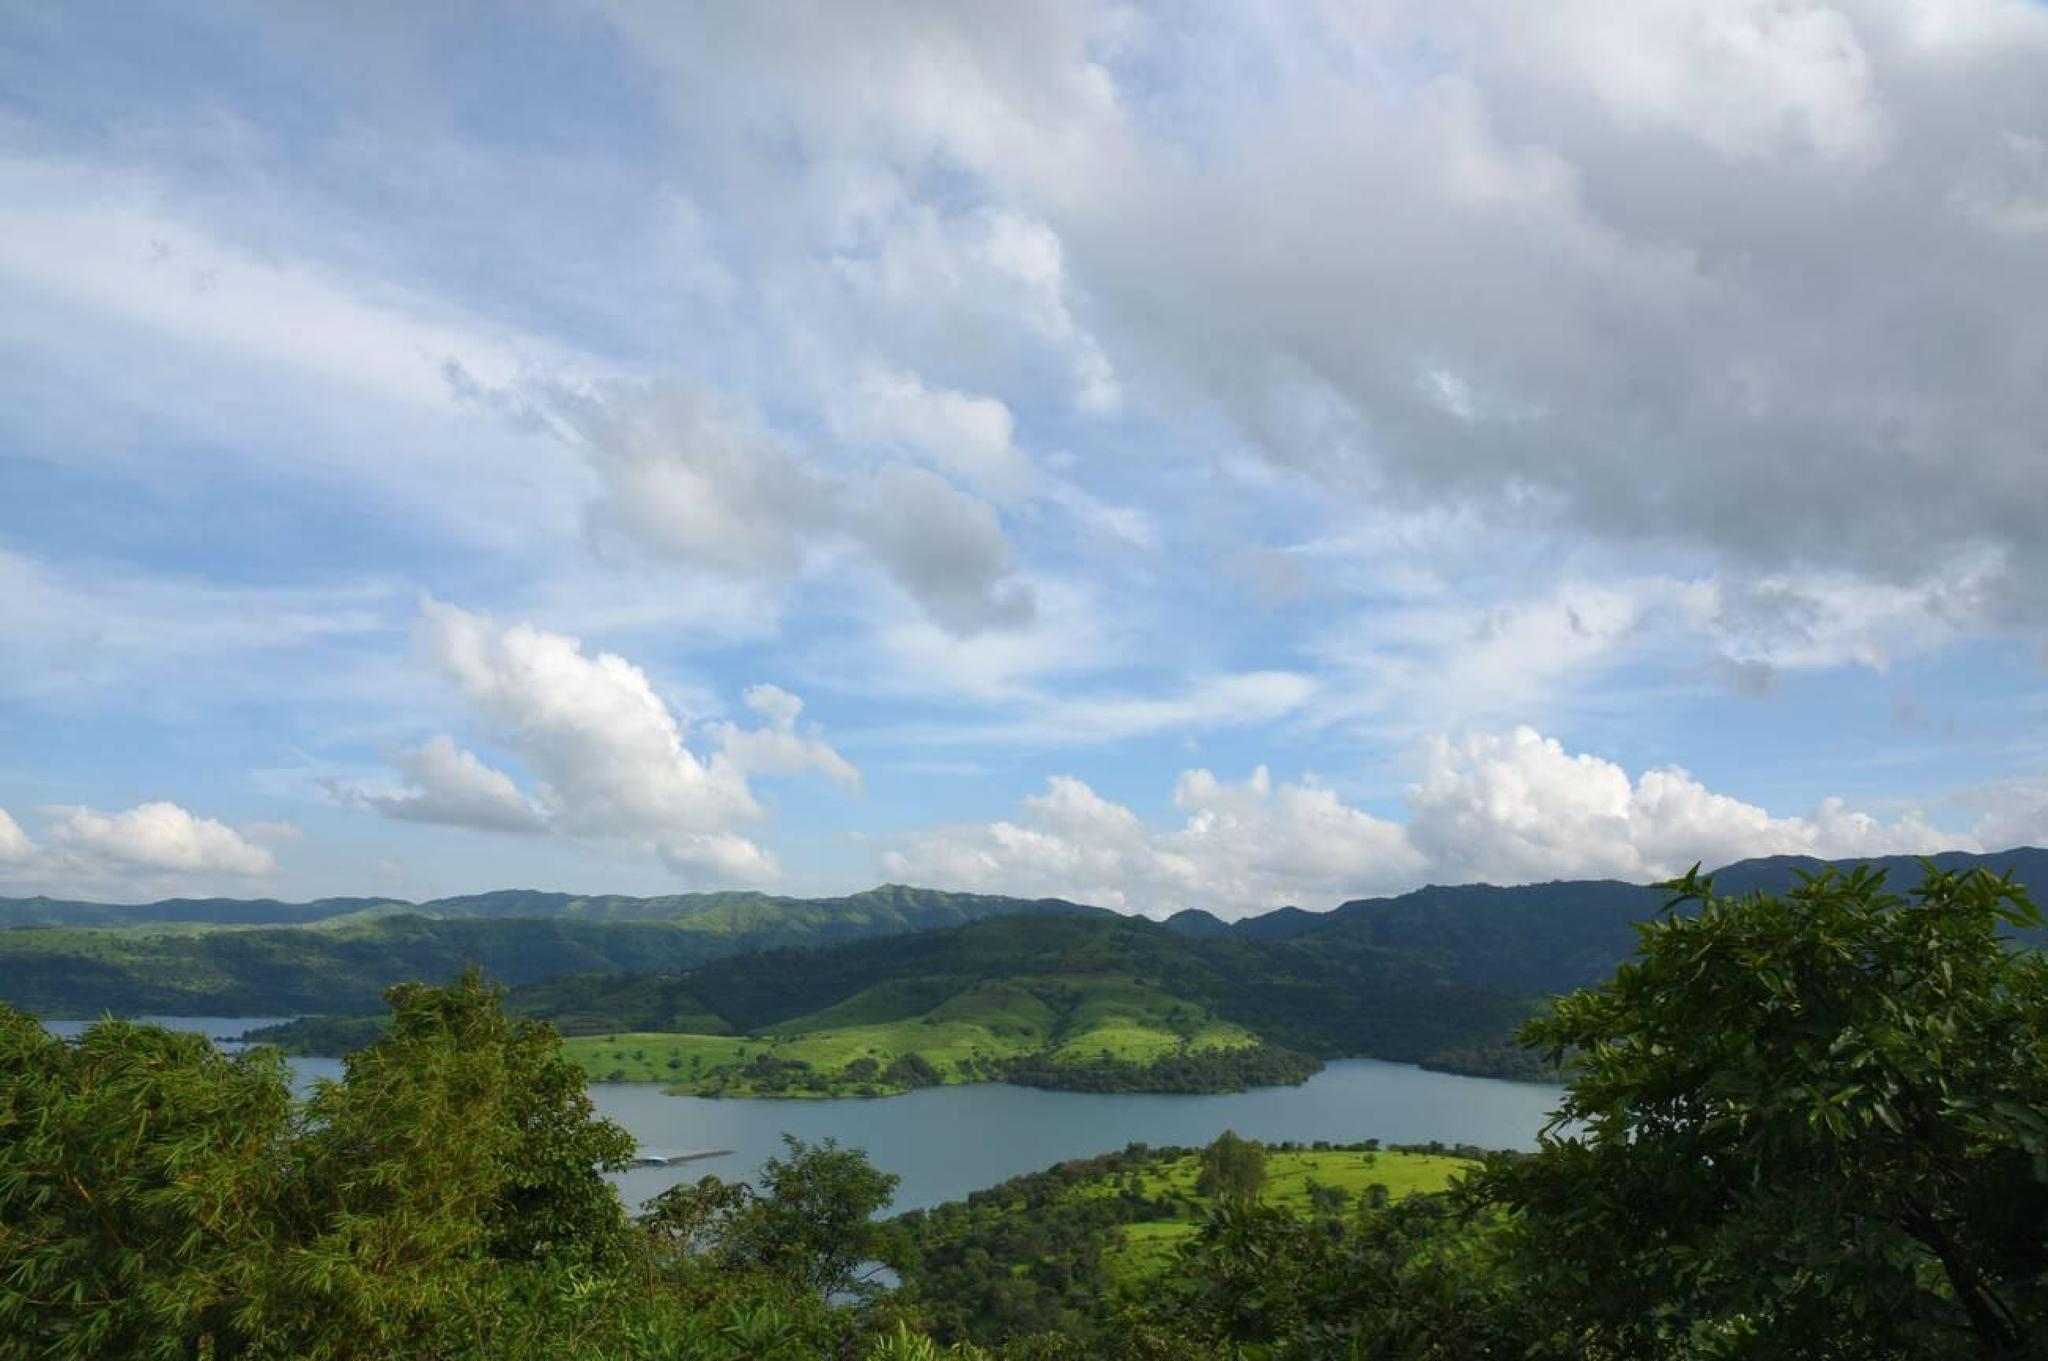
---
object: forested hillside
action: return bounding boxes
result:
[1171,846,2048,994]
[256,912,1532,1095]
[0,887,1103,1017]
[0,882,1096,931]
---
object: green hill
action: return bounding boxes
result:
[22,851,2041,1092]
[0,882,1096,931]
[0,887,1105,1018]
[256,912,1532,1095]
[1166,847,2048,994]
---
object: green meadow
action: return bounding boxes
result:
[1094,1148,1473,1282]
[560,972,1261,1096]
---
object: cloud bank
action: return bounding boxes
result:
[884,727,1983,918]
[0,800,281,894]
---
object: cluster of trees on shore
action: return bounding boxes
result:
[998,1041,1322,1094]
[6,865,2046,1357]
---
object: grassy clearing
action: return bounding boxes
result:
[1095,1149,1474,1282]
[560,1032,756,1084]
[560,972,1265,1097]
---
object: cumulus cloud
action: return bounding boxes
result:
[884,764,1421,916]
[353,736,547,834]
[0,800,291,896]
[401,600,858,880]
[884,727,1978,917]
[414,597,763,873]
[714,684,863,791]
[42,802,277,878]
[0,808,36,865]
[1405,728,1966,886]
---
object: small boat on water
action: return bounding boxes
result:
[628,1149,734,1168]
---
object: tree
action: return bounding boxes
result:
[2,972,651,1361]
[1304,1177,1351,1218]
[0,1009,296,1361]
[1162,1194,1535,1358]
[642,1134,900,1300]
[1195,1130,1267,1207]
[1485,865,2048,1359]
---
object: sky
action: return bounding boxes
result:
[3,1,2048,917]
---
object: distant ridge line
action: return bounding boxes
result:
[4,848,2042,934]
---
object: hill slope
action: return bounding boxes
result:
[1165,847,2048,995]
[251,913,1536,1095]
[0,882,1094,931]
[0,887,1104,1017]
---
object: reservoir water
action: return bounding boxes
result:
[41,1017,1565,1214]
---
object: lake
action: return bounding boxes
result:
[41,1017,1565,1214]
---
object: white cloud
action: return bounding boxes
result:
[355,735,547,834]
[884,726,1975,917]
[1313,577,1662,736]
[1406,727,1968,886]
[877,666,1317,749]
[660,830,782,882]
[0,808,36,865]
[42,801,277,878]
[1952,776,2048,853]
[832,366,1031,500]
[884,764,1416,915]
[414,597,767,873]
[714,684,862,791]
[543,382,1038,635]
[1306,555,2003,739]
[405,600,858,880]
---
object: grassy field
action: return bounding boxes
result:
[1095,1148,1475,1281]
[559,971,1262,1096]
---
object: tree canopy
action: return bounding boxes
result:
[1487,863,2048,1358]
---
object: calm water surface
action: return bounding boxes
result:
[43,1017,1564,1214]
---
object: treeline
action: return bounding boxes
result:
[1002,1042,1322,1093]
[664,1043,1316,1100]
[1415,1034,1568,1082]
[10,865,2048,1358]
[690,1050,948,1099]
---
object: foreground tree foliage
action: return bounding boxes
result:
[1484,863,2048,1359]
[1104,865,2048,1360]
[0,972,949,1360]
[4,864,2045,1359]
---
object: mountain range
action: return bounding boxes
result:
[9,848,2043,1090]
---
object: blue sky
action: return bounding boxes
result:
[3,1,2047,915]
